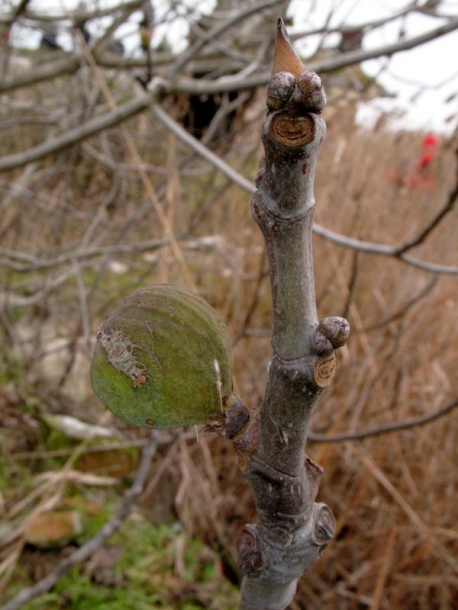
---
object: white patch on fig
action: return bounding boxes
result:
[98,328,146,385]
[214,358,223,411]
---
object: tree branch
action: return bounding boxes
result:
[308,396,458,443]
[2,13,458,95]
[226,21,349,610]
[0,86,158,172]
[170,0,286,76]
[311,16,458,74]
[0,0,143,24]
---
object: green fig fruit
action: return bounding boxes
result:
[91,285,233,429]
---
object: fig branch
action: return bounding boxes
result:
[226,20,350,610]
[86,17,349,610]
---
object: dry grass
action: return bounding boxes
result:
[0,67,457,609]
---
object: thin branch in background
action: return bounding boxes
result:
[341,249,359,320]
[77,36,196,292]
[151,103,255,193]
[1,432,158,610]
[2,9,457,97]
[232,250,269,346]
[1,129,457,276]
[169,0,284,76]
[3,0,143,24]
[0,89,156,172]
[312,16,458,74]
[395,145,458,255]
[360,275,438,333]
[312,223,458,275]
[308,396,458,443]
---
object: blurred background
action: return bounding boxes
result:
[1,1,457,608]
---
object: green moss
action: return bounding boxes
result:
[11,519,239,610]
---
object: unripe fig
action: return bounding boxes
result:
[91,285,233,430]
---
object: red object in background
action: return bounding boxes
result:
[417,133,439,170]
[421,133,439,148]
[387,133,439,191]
[417,150,436,170]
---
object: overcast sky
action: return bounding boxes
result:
[289,0,458,133]
[7,0,458,133]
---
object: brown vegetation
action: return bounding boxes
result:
[1,61,457,609]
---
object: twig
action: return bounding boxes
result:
[3,15,458,95]
[313,224,458,275]
[1,168,457,279]
[308,396,458,443]
[151,103,255,193]
[360,276,438,333]
[394,154,458,255]
[0,88,157,173]
[1,0,143,24]
[170,0,284,76]
[1,432,158,610]
[311,16,458,74]
[233,21,347,609]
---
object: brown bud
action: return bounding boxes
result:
[316,316,350,349]
[272,18,306,77]
[297,71,323,95]
[297,71,327,112]
[266,71,295,110]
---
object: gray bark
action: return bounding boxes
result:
[221,20,350,609]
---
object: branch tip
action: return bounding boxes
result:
[272,18,306,77]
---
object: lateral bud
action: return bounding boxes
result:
[313,316,350,354]
[266,71,295,110]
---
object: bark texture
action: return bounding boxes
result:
[225,20,350,610]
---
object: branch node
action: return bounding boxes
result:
[237,525,265,578]
[312,503,336,546]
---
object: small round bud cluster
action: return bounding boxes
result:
[267,70,326,113]
[297,71,326,112]
[266,71,295,110]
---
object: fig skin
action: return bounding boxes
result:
[91,285,233,429]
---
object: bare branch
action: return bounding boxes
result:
[313,224,458,275]
[308,396,458,443]
[170,0,286,76]
[0,55,81,93]
[229,21,345,609]
[151,103,254,193]
[0,0,143,24]
[2,12,458,96]
[0,86,157,172]
[395,159,458,255]
[311,16,458,74]
[1,96,456,279]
